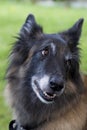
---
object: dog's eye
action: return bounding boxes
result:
[41,48,49,57]
[66,59,71,67]
[65,55,72,68]
[65,58,72,70]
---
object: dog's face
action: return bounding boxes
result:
[28,37,71,104]
[7,15,84,106]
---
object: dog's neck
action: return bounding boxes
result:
[9,120,46,130]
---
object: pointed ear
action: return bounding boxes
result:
[60,18,84,47]
[20,14,43,38]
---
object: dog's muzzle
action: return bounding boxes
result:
[32,75,65,104]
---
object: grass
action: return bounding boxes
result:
[0,1,87,129]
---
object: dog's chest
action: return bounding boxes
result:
[39,118,83,130]
[37,104,87,130]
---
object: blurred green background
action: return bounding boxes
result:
[0,0,87,129]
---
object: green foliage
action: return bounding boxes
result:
[0,1,87,129]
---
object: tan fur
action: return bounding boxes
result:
[38,74,87,130]
[41,98,87,130]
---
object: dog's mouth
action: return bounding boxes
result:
[33,80,57,103]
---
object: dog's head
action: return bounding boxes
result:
[7,14,84,105]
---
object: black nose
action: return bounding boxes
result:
[50,76,64,92]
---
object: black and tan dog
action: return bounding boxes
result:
[5,14,87,130]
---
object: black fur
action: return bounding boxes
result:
[6,14,84,129]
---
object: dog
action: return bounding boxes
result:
[5,14,87,130]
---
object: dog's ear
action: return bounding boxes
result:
[20,14,43,38]
[60,18,84,48]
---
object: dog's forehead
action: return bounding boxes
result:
[42,34,67,45]
[41,34,67,51]
[43,34,67,46]
[31,34,68,55]
[50,41,67,55]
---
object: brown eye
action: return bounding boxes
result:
[66,59,71,67]
[65,55,72,68]
[41,48,49,56]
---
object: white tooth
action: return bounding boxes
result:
[43,92,48,97]
[43,92,56,99]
